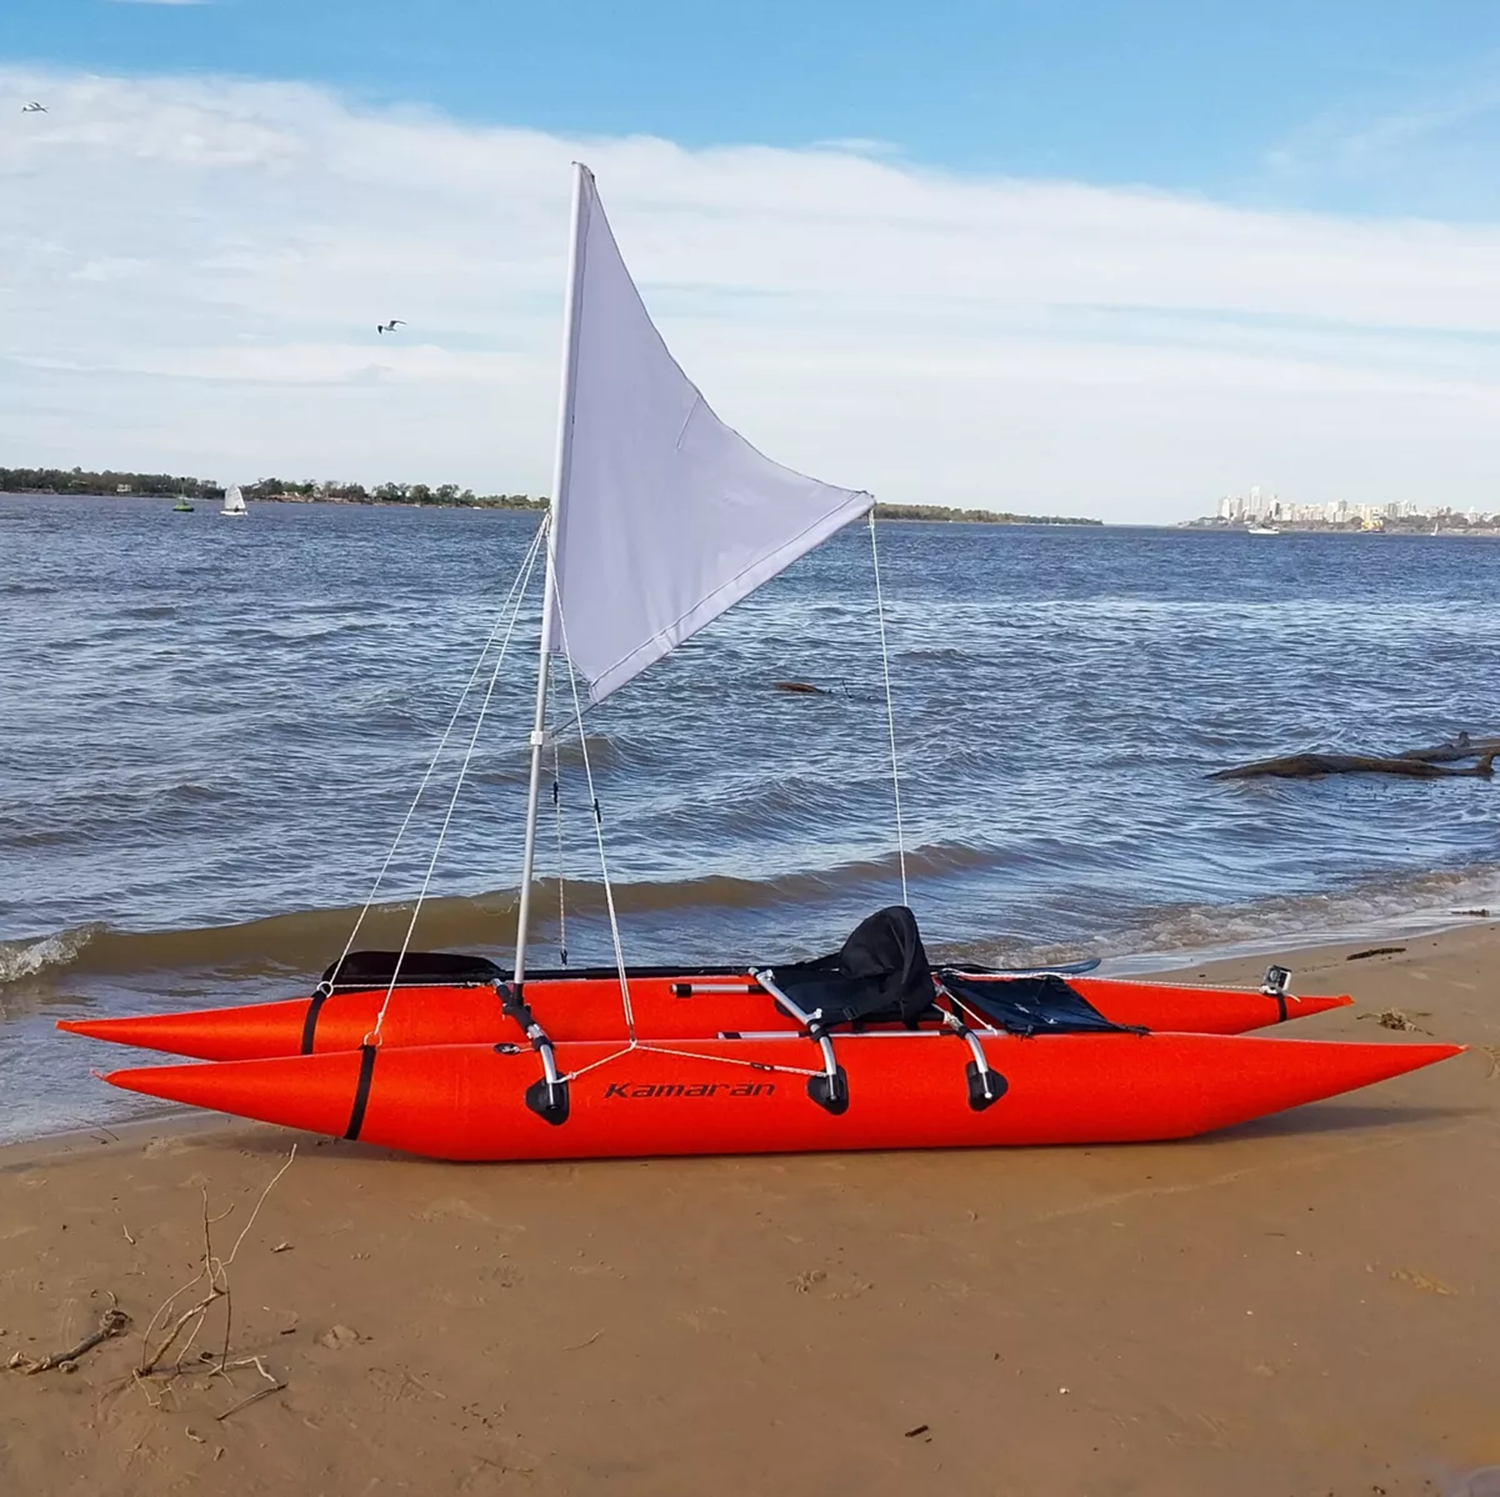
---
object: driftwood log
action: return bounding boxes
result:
[1396,732,1500,763]
[1211,734,1500,781]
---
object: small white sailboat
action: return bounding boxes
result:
[1246,524,1280,536]
[220,484,247,519]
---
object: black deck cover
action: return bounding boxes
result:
[318,949,505,991]
[939,972,1139,1037]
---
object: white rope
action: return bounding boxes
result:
[550,693,568,966]
[558,1039,821,1085]
[635,1040,821,1077]
[550,597,636,1039]
[329,518,549,986]
[938,982,994,1034]
[367,524,546,1043]
[867,510,909,907]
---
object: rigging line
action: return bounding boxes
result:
[330,517,549,984]
[867,509,909,907]
[634,1040,821,1077]
[558,1040,820,1085]
[367,524,546,1043]
[551,597,636,1040]
[550,673,568,967]
[941,985,994,1034]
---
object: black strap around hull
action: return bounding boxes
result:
[301,989,331,1055]
[344,1044,379,1141]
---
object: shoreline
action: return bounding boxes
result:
[8,914,1496,1155]
[0,488,547,513]
[4,918,1496,1493]
[1,490,1100,525]
[6,889,1500,1150]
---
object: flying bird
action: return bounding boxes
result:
[376,319,406,334]
[21,102,47,113]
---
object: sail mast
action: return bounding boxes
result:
[514,161,590,984]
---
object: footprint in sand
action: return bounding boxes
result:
[1389,1267,1457,1296]
[416,1197,491,1224]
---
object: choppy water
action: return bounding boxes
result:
[3,492,1499,1141]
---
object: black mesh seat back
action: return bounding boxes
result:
[940,972,1138,1036]
[319,950,504,991]
[770,906,938,1027]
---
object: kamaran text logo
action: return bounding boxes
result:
[603,1081,776,1100]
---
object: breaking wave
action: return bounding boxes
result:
[0,842,992,986]
[0,924,107,985]
[6,854,1499,993]
[957,863,1500,974]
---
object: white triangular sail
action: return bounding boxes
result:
[221,485,246,515]
[548,167,872,706]
[513,165,874,979]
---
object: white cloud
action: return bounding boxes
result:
[4,66,1500,519]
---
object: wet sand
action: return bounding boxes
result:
[3,924,1497,1496]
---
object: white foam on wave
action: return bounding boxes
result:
[0,924,102,986]
[1100,865,1500,975]
[964,863,1500,976]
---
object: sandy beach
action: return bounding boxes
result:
[3,923,1497,1497]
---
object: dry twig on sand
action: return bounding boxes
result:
[214,1356,286,1421]
[132,1146,297,1416]
[1357,1007,1431,1034]
[8,1296,131,1375]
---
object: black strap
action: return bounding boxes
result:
[344,1044,378,1141]
[301,988,331,1055]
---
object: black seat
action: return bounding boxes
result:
[766,906,940,1028]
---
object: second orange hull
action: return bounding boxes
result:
[101,1029,1460,1162]
[59,971,1351,1062]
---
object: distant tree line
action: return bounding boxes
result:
[240,477,546,509]
[0,466,547,510]
[0,465,222,499]
[2,467,1097,525]
[873,502,1101,526]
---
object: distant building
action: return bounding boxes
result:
[116,483,132,494]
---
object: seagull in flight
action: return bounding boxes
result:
[21,102,47,113]
[376,319,406,334]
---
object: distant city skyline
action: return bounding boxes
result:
[1207,485,1497,530]
[5,5,1500,522]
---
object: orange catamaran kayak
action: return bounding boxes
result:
[72,915,1454,1163]
[64,166,1461,1161]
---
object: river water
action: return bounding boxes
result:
[3,493,1498,1140]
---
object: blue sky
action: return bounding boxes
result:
[5,3,1500,518]
[8,0,1500,210]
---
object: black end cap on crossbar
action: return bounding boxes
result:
[965,1060,1008,1112]
[807,1067,850,1116]
[524,1076,570,1127]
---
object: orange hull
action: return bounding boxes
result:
[102,1030,1460,1162]
[58,972,1351,1062]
